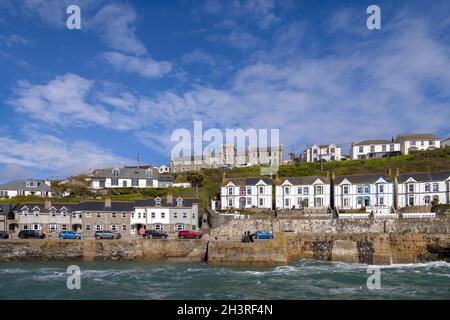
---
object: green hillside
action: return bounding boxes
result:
[2,148,449,212]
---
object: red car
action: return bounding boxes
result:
[178,230,202,239]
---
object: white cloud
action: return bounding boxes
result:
[103,51,172,79]
[0,34,30,47]
[8,73,111,126]
[87,3,147,56]
[0,133,132,177]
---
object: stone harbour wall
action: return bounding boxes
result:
[0,232,449,266]
[207,232,450,265]
[0,239,206,262]
[207,216,450,240]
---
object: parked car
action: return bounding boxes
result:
[255,231,274,239]
[59,231,82,240]
[178,230,202,239]
[95,230,120,240]
[18,230,46,239]
[143,230,168,239]
[0,231,9,239]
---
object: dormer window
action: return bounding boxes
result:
[146,169,153,178]
[112,168,120,177]
[50,210,56,217]
[22,210,28,216]
[26,181,37,188]
[155,197,161,206]
[34,210,39,217]
[177,198,183,207]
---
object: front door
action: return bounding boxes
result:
[239,197,246,209]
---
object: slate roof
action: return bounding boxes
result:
[0,203,18,215]
[134,198,198,208]
[0,180,51,192]
[334,173,391,185]
[75,201,135,212]
[278,176,330,185]
[18,203,78,212]
[398,171,450,183]
[91,167,159,179]
[353,140,393,146]
[395,134,440,141]
[223,177,272,186]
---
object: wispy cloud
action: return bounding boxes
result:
[103,51,172,79]
[0,133,133,178]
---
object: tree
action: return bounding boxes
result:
[186,172,204,198]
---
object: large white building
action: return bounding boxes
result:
[301,144,342,162]
[0,180,52,198]
[90,166,173,189]
[350,140,401,160]
[333,174,394,210]
[397,171,450,207]
[275,176,331,209]
[171,144,283,173]
[132,196,199,233]
[395,134,441,155]
[221,178,272,210]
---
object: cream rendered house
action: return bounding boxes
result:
[221,178,272,209]
[275,176,331,209]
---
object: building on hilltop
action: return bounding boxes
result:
[300,144,342,162]
[171,144,283,173]
[90,166,173,189]
[350,139,401,160]
[0,180,52,199]
[395,133,441,155]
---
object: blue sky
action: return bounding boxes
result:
[0,0,449,182]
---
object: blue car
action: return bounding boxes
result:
[59,231,82,240]
[255,231,274,239]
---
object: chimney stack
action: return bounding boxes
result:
[105,198,112,208]
[45,200,52,210]
[167,193,173,204]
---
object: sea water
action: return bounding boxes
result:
[0,260,448,299]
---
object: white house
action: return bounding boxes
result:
[334,174,394,210]
[301,144,342,162]
[221,178,272,210]
[275,176,331,209]
[157,165,170,174]
[395,134,441,155]
[398,171,450,207]
[132,196,199,233]
[350,140,401,160]
[441,137,450,148]
[0,180,52,198]
[90,166,173,189]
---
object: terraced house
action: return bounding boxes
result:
[13,201,80,237]
[74,199,134,239]
[132,195,199,234]
[333,174,395,212]
[397,171,450,207]
[90,166,173,189]
[275,176,331,209]
[221,178,272,209]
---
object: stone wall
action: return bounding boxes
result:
[208,216,450,240]
[206,232,450,265]
[0,239,207,262]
